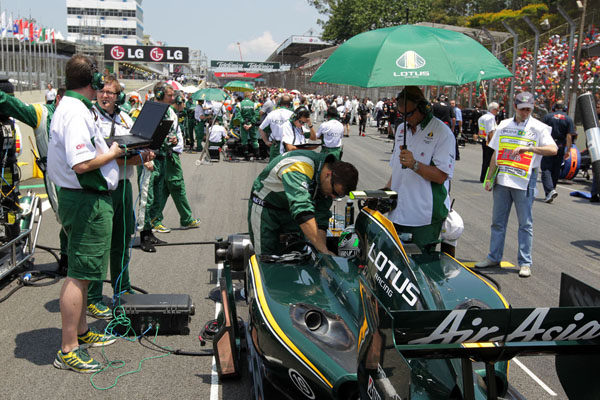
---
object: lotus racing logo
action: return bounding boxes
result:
[367,243,420,306]
[289,369,315,399]
[394,50,430,78]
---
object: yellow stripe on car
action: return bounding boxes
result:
[250,255,333,388]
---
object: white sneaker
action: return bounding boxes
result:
[519,265,531,277]
[474,259,500,268]
[543,189,558,203]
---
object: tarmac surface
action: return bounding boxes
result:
[1,121,598,399]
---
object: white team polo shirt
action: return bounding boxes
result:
[280,121,306,154]
[316,119,344,148]
[48,94,119,190]
[478,112,497,141]
[94,104,135,180]
[209,125,227,142]
[388,116,455,226]
[259,108,293,142]
[489,116,553,191]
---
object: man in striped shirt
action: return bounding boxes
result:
[248,150,358,255]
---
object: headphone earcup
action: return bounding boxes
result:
[116,91,126,106]
[91,72,104,91]
[418,99,430,115]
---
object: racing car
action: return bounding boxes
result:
[210,191,600,399]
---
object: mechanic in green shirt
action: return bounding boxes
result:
[0,83,69,273]
[248,150,358,255]
[234,91,259,160]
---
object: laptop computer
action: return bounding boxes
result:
[106,101,172,150]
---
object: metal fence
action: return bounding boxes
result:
[0,38,69,91]
[262,12,600,111]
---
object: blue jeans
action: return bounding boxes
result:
[487,169,537,267]
[540,146,565,196]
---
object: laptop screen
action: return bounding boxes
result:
[129,101,170,139]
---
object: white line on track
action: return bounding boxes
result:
[210,262,224,400]
[512,357,557,396]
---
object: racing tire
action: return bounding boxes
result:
[246,325,276,400]
[592,160,600,197]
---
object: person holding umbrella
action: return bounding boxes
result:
[385,86,456,253]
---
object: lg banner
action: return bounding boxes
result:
[104,45,189,63]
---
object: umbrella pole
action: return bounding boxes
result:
[402,91,408,169]
[480,81,489,110]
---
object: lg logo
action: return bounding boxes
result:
[110,46,125,60]
[149,47,164,62]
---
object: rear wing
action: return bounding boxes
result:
[391,273,600,361]
[383,273,600,400]
[392,305,600,361]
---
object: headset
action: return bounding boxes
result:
[85,57,105,91]
[154,82,166,101]
[116,90,126,106]
[290,106,310,122]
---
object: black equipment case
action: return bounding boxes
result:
[115,294,195,336]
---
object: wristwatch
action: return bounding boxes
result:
[412,161,419,172]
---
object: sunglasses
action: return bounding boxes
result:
[330,174,345,199]
[400,107,417,119]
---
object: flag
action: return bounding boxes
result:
[28,21,34,42]
[15,18,24,41]
[41,27,46,43]
[7,13,13,34]
[51,28,55,44]
[1,12,6,38]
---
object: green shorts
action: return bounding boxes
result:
[393,220,443,253]
[58,189,114,281]
[320,146,342,160]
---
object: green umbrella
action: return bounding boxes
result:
[224,80,255,92]
[191,88,229,102]
[310,25,512,88]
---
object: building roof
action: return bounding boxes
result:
[265,35,332,67]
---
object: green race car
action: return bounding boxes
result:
[211,191,600,400]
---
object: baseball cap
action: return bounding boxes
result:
[515,92,534,109]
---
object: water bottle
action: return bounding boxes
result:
[345,200,354,228]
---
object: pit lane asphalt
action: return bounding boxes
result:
[1,122,597,399]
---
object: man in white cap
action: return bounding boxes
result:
[475,92,557,278]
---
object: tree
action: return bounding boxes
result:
[307,0,433,43]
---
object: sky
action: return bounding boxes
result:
[5,0,324,61]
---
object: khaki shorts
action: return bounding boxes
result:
[58,189,113,281]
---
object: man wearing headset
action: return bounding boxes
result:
[48,55,123,372]
[259,94,294,161]
[280,106,318,154]
[86,75,154,319]
[385,86,456,253]
[143,82,200,235]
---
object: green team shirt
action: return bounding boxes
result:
[234,98,257,125]
[0,90,55,159]
[252,150,335,230]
